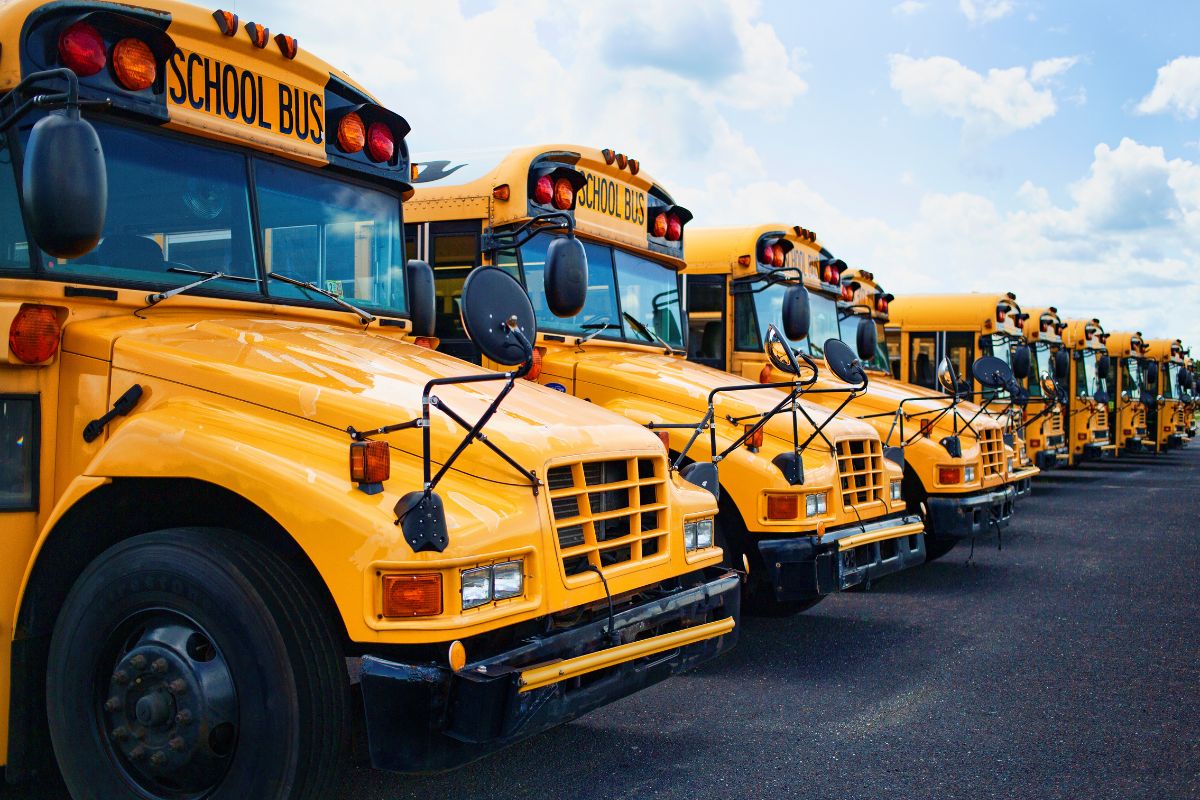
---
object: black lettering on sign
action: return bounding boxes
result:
[577,169,647,225]
[256,75,271,130]
[309,93,324,143]
[186,52,204,109]
[239,70,257,125]
[221,63,239,119]
[168,50,186,104]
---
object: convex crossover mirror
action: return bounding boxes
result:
[972,355,1014,390]
[459,268,536,367]
[824,338,866,385]
[763,323,802,376]
[937,357,959,394]
[24,110,107,258]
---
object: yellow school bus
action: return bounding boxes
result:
[883,292,1041,493]
[1144,338,1191,450]
[1104,331,1152,454]
[1058,319,1116,464]
[408,152,924,616]
[0,2,738,794]
[1020,307,1070,468]
[684,225,1014,562]
[1185,354,1198,438]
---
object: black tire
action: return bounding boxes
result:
[923,535,958,561]
[46,528,349,800]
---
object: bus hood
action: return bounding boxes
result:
[88,316,668,484]
[568,348,881,444]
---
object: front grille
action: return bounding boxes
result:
[1095,407,1109,430]
[546,455,668,581]
[1046,434,1064,448]
[835,438,884,509]
[979,427,1005,478]
[1047,414,1063,436]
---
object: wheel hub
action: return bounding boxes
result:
[101,618,237,796]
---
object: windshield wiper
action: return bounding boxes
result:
[579,319,613,343]
[622,311,676,354]
[137,267,258,316]
[269,272,376,324]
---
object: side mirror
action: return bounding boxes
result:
[459,268,536,366]
[23,111,107,258]
[1144,361,1159,388]
[679,461,719,501]
[972,355,1014,389]
[781,284,810,341]
[405,259,436,337]
[1011,345,1031,381]
[1039,371,1056,396]
[824,338,866,385]
[936,357,959,394]
[1053,349,1070,381]
[763,323,801,376]
[855,317,877,361]
[1097,354,1111,376]
[543,237,588,317]
[1120,390,1130,402]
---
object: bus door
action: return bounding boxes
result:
[904,331,975,395]
[685,274,727,371]
[413,221,484,363]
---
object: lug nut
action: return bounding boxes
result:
[104,696,122,712]
[150,751,167,766]
[130,654,147,671]
[167,679,187,695]
[113,670,129,685]
[175,709,193,725]
[168,736,185,752]
[130,745,147,761]
[151,658,168,674]
[111,726,130,741]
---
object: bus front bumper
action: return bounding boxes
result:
[1082,442,1116,460]
[1009,464,1039,498]
[359,569,739,774]
[926,485,1016,539]
[755,514,925,601]
[1167,433,1187,448]
[1034,447,1067,471]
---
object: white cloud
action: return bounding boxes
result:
[892,1,927,16]
[1136,56,1200,119]
[888,54,1078,137]
[959,0,1013,24]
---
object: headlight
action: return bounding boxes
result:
[461,560,524,610]
[1007,458,1014,472]
[805,493,827,517]
[890,480,902,501]
[964,466,976,482]
[461,566,492,610]
[684,517,716,551]
[1020,446,1027,461]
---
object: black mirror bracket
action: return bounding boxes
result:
[0,68,111,132]
[482,211,576,253]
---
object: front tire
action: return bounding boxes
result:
[46,528,349,800]
[923,535,958,561]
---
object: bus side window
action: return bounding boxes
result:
[909,333,937,389]
[428,221,481,362]
[885,328,901,380]
[0,136,31,271]
[686,275,726,370]
[945,331,975,394]
[732,292,761,352]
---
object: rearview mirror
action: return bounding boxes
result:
[1039,371,1056,396]
[763,323,801,376]
[824,338,865,385]
[1097,354,1111,376]
[23,111,107,258]
[405,259,436,336]
[855,317,877,361]
[936,357,959,394]
[781,284,810,341]
[459,268,536,366]
[544,236,588,317]
[1011,345,1031,381]
[972,355,1014,389]
[1144,361,1159,388]
[1053,349,1070,381]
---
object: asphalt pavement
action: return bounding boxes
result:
[8,447,1199,799]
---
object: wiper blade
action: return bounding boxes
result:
[141,267,257,309]
[269,272,376,324]
[622,311,675,353]
[579,320,613,343]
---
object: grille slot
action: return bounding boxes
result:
[835,438,884,509]
[979,427,1005,478]
[547,455,669,582]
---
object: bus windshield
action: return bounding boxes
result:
[1028,342,1049,397]
[1077,350,1105,398]
[516,233,684,348]
[1122,357,1142,395]
[1164,362,1182,399]
[981,333,1019,400]
[47,120,407,317]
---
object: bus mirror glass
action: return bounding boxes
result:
[459,267,536,366]
[855,316,877,361]
[405,259,436,336]
[544,236,588,317]
[763,324,800,375]
[781,284,809,341]
[824,337,865,385]
[1040,371,1057,396]
[971,355,1014,389]
[1144,361,1159,389]
[1120,390,1130,402]
[22,111,107,258]
[1053,349,1070,381]
[937,358,958,393]
[1011,345,1031,380]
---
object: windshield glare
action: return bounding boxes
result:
[1078,350,1104,398]
[519,233,683,348]
[45,120,406,316]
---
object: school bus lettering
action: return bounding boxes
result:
[579,169,646,225]
[167,48,324,143]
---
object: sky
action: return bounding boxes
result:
[231,0,1200,347]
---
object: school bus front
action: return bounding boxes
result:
[409,150,924,615]
[0,3,738,794]
[1145,338,1190,450]
[1059,319,1117,464]
[1019,308,1071,467]
[1105,331,1153,454]
[685,226,1015,563]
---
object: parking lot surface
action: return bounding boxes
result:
[8,449,1198,800]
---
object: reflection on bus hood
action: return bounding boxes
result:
[568,348,881,444]
[80,315,667,484]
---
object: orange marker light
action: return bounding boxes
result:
[655,430,671,450]
[112,39,156,91]
[552,177,574,210]
[212,9,239,35]
[412,336,437,349]
[524,346,544,381]
[766,494,799,520]
[492,184,511,201]
[758,363,773,384]
[652,212,668,238]
[743,424,764,449]
[737,255,752,268]
[9,305,60,364]
[337,113,366,153]
[938,466,962,484]
[381,574,442,617]
[350,439,390,484]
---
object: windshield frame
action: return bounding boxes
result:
[8,115,412,322]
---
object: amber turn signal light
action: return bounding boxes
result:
[743,424,764,449]
[112,38,156,91]
[766,494,798,520]
[381,574,442,617]
[337,112,366,154]
[350,439,390,484]
[9,304,60,364]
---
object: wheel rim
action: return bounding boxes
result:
[98,611,238,798]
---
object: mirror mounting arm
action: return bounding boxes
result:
[0,68,111,132]
[482,211,576,253]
